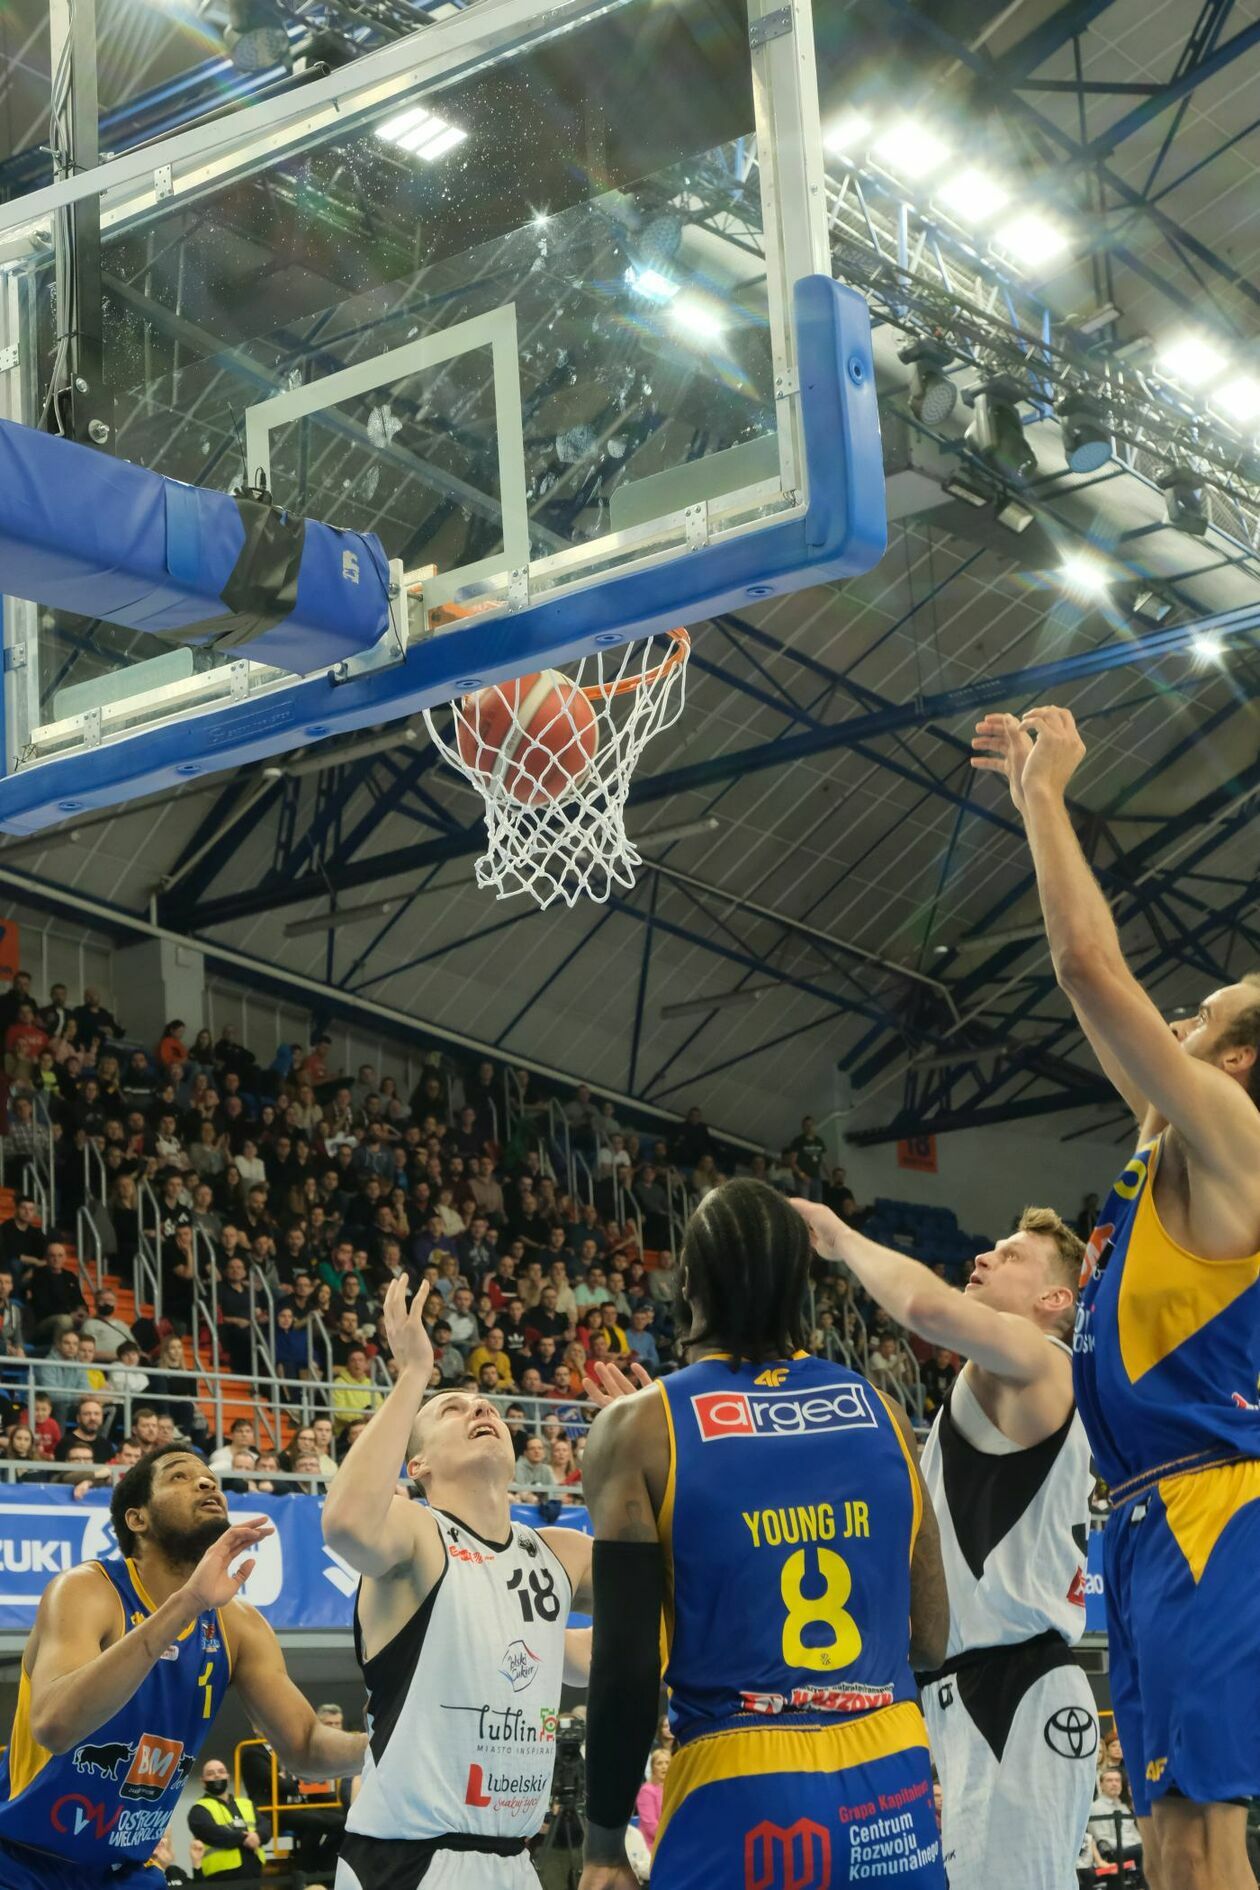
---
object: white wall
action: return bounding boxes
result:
[838,1106,1129,1241]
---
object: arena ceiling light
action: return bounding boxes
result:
[625,266,679,304]
[1058,552,1110,599]
[824,110,872,157]
[872,119,951,181]
[934,168,1010,226]
[1210,374,1260,425]
[1154,333,1228,389]
[1157,466,1210,537]
[963,378,1036,484]
[671,299,726,341]
[993,212,1070,270]
[898,339,957,426]
[1057,395,1111,474]
[376,105,467,162]
[995,496,1035,534]
[1191,630,1226,663]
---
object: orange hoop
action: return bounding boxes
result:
[578,628,690,701]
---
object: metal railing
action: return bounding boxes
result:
[134,1177,164,1323]
[248,1265,285,1450]
[76,1137,111,1302]
[547,1098,574,1196]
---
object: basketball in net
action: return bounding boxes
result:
[424,628,690,909]
[455,670,598,806]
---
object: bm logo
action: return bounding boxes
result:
[342,550,361,585]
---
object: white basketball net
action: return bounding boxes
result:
[424,630,690,909]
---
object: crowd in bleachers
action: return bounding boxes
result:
[0,972,991,1497]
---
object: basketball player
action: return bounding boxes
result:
[577,1178,949,1890]
[0,1445,365,1889]
[973,704,1260,1890]
[792,1197,1098,1889]
[322,1274,595,1889]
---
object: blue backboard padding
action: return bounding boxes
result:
[0,417,390,674]
[0,276,885,829]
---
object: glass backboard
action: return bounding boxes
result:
[0,0,885,830]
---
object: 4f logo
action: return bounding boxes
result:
[342,550,361,585]
[755,1367,789,1387]
[744,1818,831,1890]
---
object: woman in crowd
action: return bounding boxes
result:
[3,1424,43,1480]
[635,1749,671,1855]
[106,1172,140,1287]
[145,1333,206,1445]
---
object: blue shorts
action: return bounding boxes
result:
[1104,1460,1260,1816]
[0,1834,162,1889]
[651,1702,945,1890]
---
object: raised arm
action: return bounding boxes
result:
[27,1521,272,1752]
[229,1605,367,1778]
[792,1203,1058,1388]
[321,1276,433,1579]
[973,708,1260,1181]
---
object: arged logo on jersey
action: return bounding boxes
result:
[500,1639,542,1692]
[692,1383,877,1442]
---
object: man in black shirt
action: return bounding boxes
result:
[72,985,122,1044]
[788,1114,828,1203]
[0,1197,45,1288]
[54,1394,115,1464]
[527,1284,569,1344]
[30,1239,87,1340]
[671,1104,714,1171]
[218,1256,255,1375]
[0,970,36,1036]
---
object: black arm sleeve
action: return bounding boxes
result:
[584,1539,665,1841]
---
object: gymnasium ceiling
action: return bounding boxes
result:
[2,0,1260,1153]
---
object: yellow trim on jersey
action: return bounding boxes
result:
[656,1381,677,1666]
[87,1558,127,1642]
[1158,1459,1260,1585]
[654,1701,929,1852]
[7,1670,52,1799]
[1117,1136,1260,1385]
[127,1559,197,1640]
[873,1390,921,1555]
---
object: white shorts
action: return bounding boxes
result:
[921,1636,1097,1890]
[334,1832,542,1890]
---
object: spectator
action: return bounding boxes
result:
[467,1327,514,1388]
[80,1287,135,1361]
[222,1447,258,1494]
[209,1418,258,1471]
[550,1434,582,1492]
[788,1115,827,1203]
[0,1269,27,1355]
[29,1239,87,1343]
[188,1757,263,1879]
[5,1096,41,1167]
[1084,1768,1142,1875]
[40,1328,90,1422]
[31,1393,61,1456]
[54,1395,114,1464]
[920,1346,959,1416]
[3,1423,42,1479]
[514,1434,556,1502]
[146,1335,206,1443]
[330,1346,383,1432]
[624,1304,660,1372]
[670,1104,713,1171]
[635,1748,671,1852]
[0,1196,46,1285]
[866,1334,911,1404]
[73,985,123,1042]
[5,999,49,1081]
[218,1256,256,1375]
[108,1339,150,1401]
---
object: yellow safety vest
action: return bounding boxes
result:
[196,1791,259,1876]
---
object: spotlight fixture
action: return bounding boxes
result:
[1191,631,1226,663]
[994,213,1069,269]
[1157,466,1209,538]
[1129,587,1172,624]
[995,495,1034,534]
[223,0,292,71]
[934,168,1010,226]
[898,340,957,426]
[625,265,678,304]
[963,377,1036,484]
[942,474,989,508]
[376,105,467,162]
[1211,374,1260,425]
[1057,395,1111,474]
[671,299,726,340]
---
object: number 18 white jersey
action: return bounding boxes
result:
[347,1507,572,1844]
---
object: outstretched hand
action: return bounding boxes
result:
[582,1358,653,1409]
[185,1518,275,1612]
[790,1198,857,1264]
[971,705,1085,812]
[382,1274,434,1383]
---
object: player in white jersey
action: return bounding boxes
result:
[793,1201,1099,1890]
[323,1277,594,1890]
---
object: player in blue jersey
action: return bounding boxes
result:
[0,1443,366,1889]
[577,1178,948,1890]
[973,704,1260,1890]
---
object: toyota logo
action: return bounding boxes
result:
[1044,1706,1098,1760]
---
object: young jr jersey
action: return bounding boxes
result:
[0,1557,230,1865]
[657,1351,922,1738]
[1075,1134,1260,1502]
[347,1508,571,1844]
